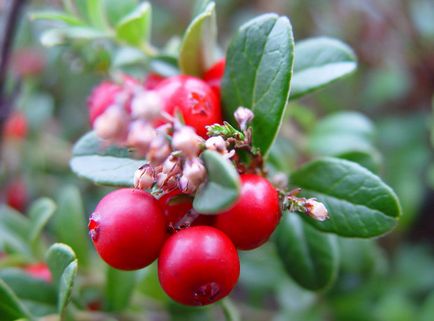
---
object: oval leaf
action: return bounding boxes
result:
[193,150,240,214]
[0,279,34,321]
[275,213,339,290]
[115,2,151,47]
[58,261,78,316]
[28,198,56,246]
[105,267,137,312]
[179,2,217,76]
[0,206,31,256]
[222,14,294,156]
[290,37,357,100]
[45,243,76,286]
[290,157,401,237]
[104,0,138,26]
[70,131,143,187]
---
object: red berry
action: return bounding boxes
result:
[3,112,27,140]
[24,263,52,283]
[87,82,123,126]
[144,73,166,89]
[158,190,214,231]
[5,179,28,212]
[155,75,222,137]
[214,174,281,250]
[203,58,225,97]
[12,48,45,77]
[89,188,166,270]
[158,226,239,306]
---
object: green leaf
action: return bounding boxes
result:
[193,150,241,214]
[290,157,401,237]
[54,186,90,267]
[222,14,294,156]
[103,0,138,26]
[30,11,85,26]
[115,2,151,47]
[0,279,33,321]
[419,292,434,321]
[0,206,31,256]
[86,0,107,29]
[275,214,339,291]
[290,37,357,100]
[105,267,137,312]
[40,27,109,47]
[70,131,143,187]
[179,2,217,77]
[57,261,77,316]
[28,198,56,246]
[220,298,240,321]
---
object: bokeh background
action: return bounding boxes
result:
[1,1,434,320]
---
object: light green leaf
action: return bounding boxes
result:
[86,0,107,29]
[193,150,241,214]
[103,0,138,26]
[54,186,90,266]
[222,14,294,156]
[115,2,151,47]
[290,37,357,100]
[220,298,240,321]
[40,27,109,47]
[0,206,31,256]
[70,131,143,187]
[30,11,85,26]
[58,261,77,316]
[275,214,339,290]
[28,198,56,246]
[179,2,217,77]
[290,157,401,237]
[105,267,137,312]
[0,279,34,321]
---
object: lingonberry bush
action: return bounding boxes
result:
[1,0,416,320]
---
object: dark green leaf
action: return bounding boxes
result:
[28,198,56,246]
[193,150,240,214]
[71,131,143,187]
[115,2,151,47]
[0,279,33,321]
[275,214,339,290]
[54,186,90,266]
[222,14,294,156]
[179,2,217,77]
[290,157,401,237]
[103,0,138,26]
[290,37,357,100]
[105,267,137,312]
[30,11,85,26]
[419,292,434,321]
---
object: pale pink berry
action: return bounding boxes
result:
[172,126,203,158]
[234,106,254,131]
[94,106,128,141]
[178,158,206,194]
[131,90,162,121]
[134,165,156,190]
[305,199,329,221]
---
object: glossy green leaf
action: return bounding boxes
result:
[30,11,85,26]
[70,131,143,186]
[54,186,90,266]
[0,279,33,321]
[28,198,56,246]
[222,14,294,156]
[115,2,151,47]
[103,0,138,26]
[58,261,77,315]
[179,2,217,77]
[105,267,137,312]
[275,214,339,290]
[193,150,241,214]
[290,157,401,237]
[0,206,31,256]
[290,37,357,99]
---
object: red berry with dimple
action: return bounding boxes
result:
[87,82,123,126]
[158,190,214,231]
[214,174,281,250]
[155,75,222,137]
[158,226,239,306]
[203,58,225,97]
[88,188,166,270]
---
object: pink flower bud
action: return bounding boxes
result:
[234,106,254,131]
[162,154,181,176]
[127,121,156,153]
[131,90,162,121]
[94,106,129,141]
[305,199,329,221]
[172,126,203,158]
[205,136,227,154]
[178,158,206,194]
[147,134,171,165]
[134,164,155,190]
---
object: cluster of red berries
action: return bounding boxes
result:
[89,173,280,306]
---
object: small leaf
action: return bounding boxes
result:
[105,267,137,312]
[30,11,85,26]
[28,198,56,245]
[115,2,151,47]
[0,206,31,256]
[179,2,217,76]
[222,14,294,156]
[86,0,107,29]
[70,131,143,187]
[290,37,357,100]
[54,186,90,266]
[0,279,34,321]
[103,0,138,26]
[290,157,402,237]
[40,27,109,47]
[45,243,76,286]
[275,214,339,291]
[193,150,240,214]
[58,261,77,316]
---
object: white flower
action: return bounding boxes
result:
[131,90,162,121]
[134,165,155,190]
[172,126,203,158]
[234,106,254,130]
[305,199,329,221]
[94,106,128,141]
[178,157,206,194]
[205,136,227,154]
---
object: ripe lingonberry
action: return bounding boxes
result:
[158,226,239,306]
[155,75,222,137]
[5,179,28,212]
[144,73,165,89]
[214,174,281,250]
[158,190,214,231]
[24,263,52,283]
[87,82,124,126]
[3,112,27,140]
[89,188,166,270]
[203,58,225,97]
